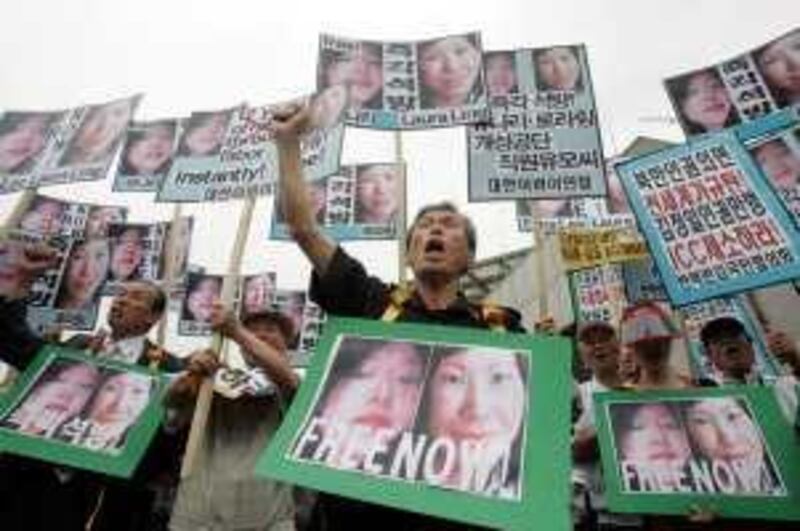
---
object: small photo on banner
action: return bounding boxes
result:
[621,257,669,303]
[179,271,224,336]
[615,129,800,306]
[468,45,606,201]
[595,387,800,521]
[317,33,490,129]
[515,197,634,235]
[0,110,64,193]
[157,96,344,203]
[255,318,572,529]
[747,123,800,225]
[114,119,181,192]
[24,236,105,332]
[271,163,404,241]
[105,222,168,290]
[0,345,166,478]
[678,297,780,382]
[13,193,128,240]
[664,28,800,139]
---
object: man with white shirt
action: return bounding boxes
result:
[572,320,641,530]
[65,280,184,372]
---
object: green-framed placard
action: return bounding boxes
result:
[255,317,572,530]
[595,387,800,521]
[0,345,168,478]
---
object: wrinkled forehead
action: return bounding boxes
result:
[118,281,157,302]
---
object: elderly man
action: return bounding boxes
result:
[169,302,299,531]
[271,103,524,530]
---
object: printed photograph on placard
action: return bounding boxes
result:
[105,222,167,291]
[272,163,403,241]
[13,193,128,240]
[595,387,800,520]
[255,318,572,529]
[0,346,166,477]
[515,197,633,235]
[664,28,800,139]
[238,272,277,320]
[0,111,64,193]
[178,271,223,336]
[114,119,180,192]
[468,45,606,201]
[317,33,489,130]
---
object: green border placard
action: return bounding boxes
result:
[0,345,167,478]
[595,387,800,521]
[256,317,572,530]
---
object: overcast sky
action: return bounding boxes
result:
[0,0,796,349]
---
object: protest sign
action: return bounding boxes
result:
[665,28,800,139]
[179,271,224,336]
[114,119,181,192]
[595,387,800,520]
[678,296,780,381]
[559,226,648,271]
[622,257,669,303]
[615,129,800,305]
[317,33,490,130]
[157,96,344,202]
[271,163,404,241]
[0,345,166,478]
[516,197,634,235]
[468,45,606,201]
[12,193,128,240]
[255,317,571,529]
[0,97,142,194]
[569,264,628,324]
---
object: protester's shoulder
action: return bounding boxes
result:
[473,301,526,333]
[63,333,92,349]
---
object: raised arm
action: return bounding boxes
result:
[213,302,299,392]
[271,104,337,276]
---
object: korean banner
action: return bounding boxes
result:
[595,387,800,521]
[569,264,628,325]
[616,129,800,306]
[468,45,606,201]
[271,163,404,241]
[114,119,181,192]
[317,33,490,129]
[559,226,648,271]
[12,193,128,240]
[678,297,780,381]
[255,318,572,529]
[157,94,344,203]
[0,345,166,478]
[516,197,634,236]
[665,28,800,139]
[0,96,141,194]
